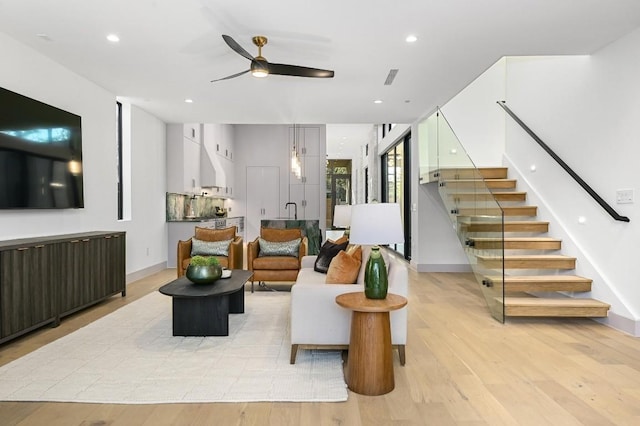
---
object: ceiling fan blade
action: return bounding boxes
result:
[222,35,254,61]
[268,63,334,78]
[211,69,250,82]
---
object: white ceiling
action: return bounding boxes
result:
[2,0,640,129]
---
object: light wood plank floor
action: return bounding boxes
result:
[1,268,639,425]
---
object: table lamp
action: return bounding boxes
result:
[349,203,404,299]
[332,204,352,237]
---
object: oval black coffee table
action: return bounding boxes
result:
[159,269,253,336]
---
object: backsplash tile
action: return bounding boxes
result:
[166,193,224,220]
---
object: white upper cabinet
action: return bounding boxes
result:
[288,126,322,219]
[201,124,235,198]
[215,125,234,160]
[183,122,201,142]
[167,123,201,193]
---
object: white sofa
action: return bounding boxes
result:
[290,247,408,365]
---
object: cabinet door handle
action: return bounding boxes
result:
[35,245,45,248]
[17,247,29,251]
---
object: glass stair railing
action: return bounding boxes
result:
[426,110,506,322]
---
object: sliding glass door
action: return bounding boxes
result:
[381,133,411,260]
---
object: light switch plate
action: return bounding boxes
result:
[616,189,634,204]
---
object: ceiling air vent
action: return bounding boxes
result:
[384,69,399,85]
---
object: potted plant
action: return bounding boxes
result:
[186,255,222,284]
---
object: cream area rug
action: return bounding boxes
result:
[0,291,348,404]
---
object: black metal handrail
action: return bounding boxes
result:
[497,101,630,222]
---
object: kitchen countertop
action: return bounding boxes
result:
[167,216,244,223]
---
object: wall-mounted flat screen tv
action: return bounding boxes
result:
[0,87,84,209]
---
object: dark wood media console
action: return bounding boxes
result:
[0,231,126,344]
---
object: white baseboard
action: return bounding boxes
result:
[414,263,473,273]
[126,261,167,284]
[594,311,640,337]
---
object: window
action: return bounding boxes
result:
[325,159,352,229]
[116,102,123,220]
[381,132,411,260]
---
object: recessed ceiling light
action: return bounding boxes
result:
[106,34,120,43]
[185,99,193,103]
[406,35,418,43]
[374,100,383,104]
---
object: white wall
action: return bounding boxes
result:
[436,28,640,334]
[441,58,507,167]
[503,48,640,333]
[0,32,167,280]
[120,105,167,276]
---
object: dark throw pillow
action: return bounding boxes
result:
[314,239,349,273]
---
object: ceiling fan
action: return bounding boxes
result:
[211,35,334,82]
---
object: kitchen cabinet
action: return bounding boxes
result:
[184,122,201,142]
[225,216,245,240]
[167,123,202,193]
[201,124,235,198]
[216,124,234,160]
[288,126,322,219]
[0,232,125,344]
[246,166,280,242]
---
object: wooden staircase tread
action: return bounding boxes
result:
[478,167,508,179]
[443,178,515,183]
[463,220,550,233]
[438,167,508,180]
[504,297,610,308]
[486,275,592,283]
[477,255,576,260]
[455,206,538,216]
[500,296,610,317]
[447,164,610,320]
[469,237,562,250]
[463,220,549,224]
[450,191,527,196]
[471,237,561,242]
[443,179,517,189]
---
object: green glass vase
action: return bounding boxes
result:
[364,246,388,299]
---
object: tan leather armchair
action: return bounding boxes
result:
[177,226,243,277]
[247,227,308,292]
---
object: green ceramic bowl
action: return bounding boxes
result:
[185,264,222,284]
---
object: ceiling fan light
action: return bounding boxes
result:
[251,58,269,78]
[252,69,269,78]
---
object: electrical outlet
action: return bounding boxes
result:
[616,189,634,204]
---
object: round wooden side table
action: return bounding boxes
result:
[335,292,408,396]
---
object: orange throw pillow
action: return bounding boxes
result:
[329,235,349,245]
[346,245,362,262]
[326,249,361,284]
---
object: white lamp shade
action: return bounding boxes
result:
[333,204,352,228]
[349,203,404,245]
